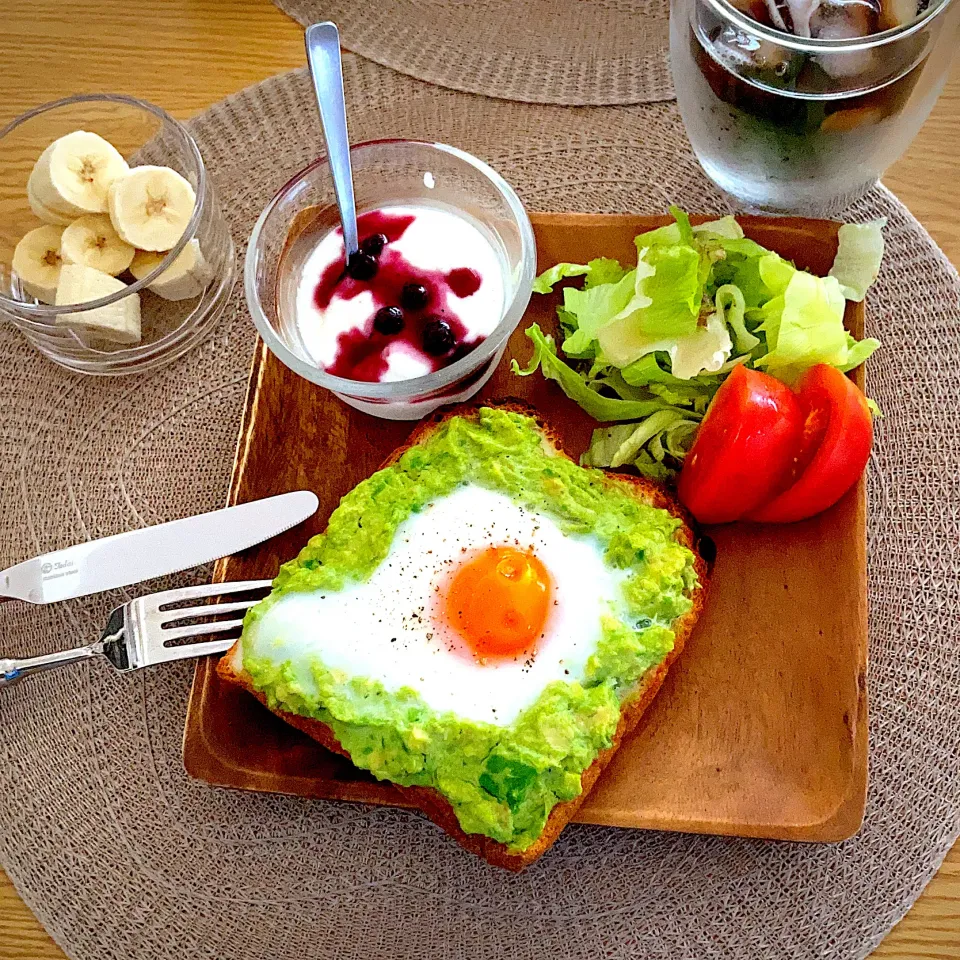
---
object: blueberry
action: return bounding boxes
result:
[346,252,378,281]
[400,282,430,310]
[360,233,389,257]
[373,306,404,335]
[422,317,456,355]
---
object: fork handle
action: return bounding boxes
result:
[0,643,101,688]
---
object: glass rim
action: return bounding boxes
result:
[244,138,537,401]
[14,251,235,365]
[704,0,955,51]
[0,93,207,319]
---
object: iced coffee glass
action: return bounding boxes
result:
[671,0,959,214]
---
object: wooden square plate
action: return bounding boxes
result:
[184,213,868,842]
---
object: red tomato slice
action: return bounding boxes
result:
[748,364,873,524]
[678,364,804,525]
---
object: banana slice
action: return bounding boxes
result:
[55,263,141,345]
[129,239,212,300]
[26,174,75,225]
[12,225,66,303]
[60,214,136,276]
[30,131,130,217]
[108,165,196,252]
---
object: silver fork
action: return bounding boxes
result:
[0,579,272,688]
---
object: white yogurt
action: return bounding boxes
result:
[294,205,506,382]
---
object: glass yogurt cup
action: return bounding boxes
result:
[245,140,536,420]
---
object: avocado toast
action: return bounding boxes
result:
[218,403,709,870]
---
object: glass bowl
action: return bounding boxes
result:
[0,94,235,375]
[245,139,536,420]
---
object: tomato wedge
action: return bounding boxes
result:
[748,364,873,523]
[678,365,803,525]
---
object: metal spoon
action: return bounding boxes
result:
[304,21,359,261]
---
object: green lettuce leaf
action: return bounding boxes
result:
[637,213,746,248]
[837,333,881,371]
[828,219,886,302]
[580,411,684,468]
[589,370,658,401]
[596,244,703,366]
[693,215,744,240]
[755,272,849,381]
[676,312,733,380]
[581,412,700,479]
[517,206,882,446]
[669,205,695,245]
[714,283,760,354]
[532,257,627,295]
[562,270,638,356]
[709,245,790,307]
[758,253,796,297]
[633,223,683,250]
[620,353,690,386]
[511,325,673,422]
[605,312,732,383]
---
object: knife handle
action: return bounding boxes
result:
[0,644,100,688]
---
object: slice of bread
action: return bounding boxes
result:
[217,400,711,870]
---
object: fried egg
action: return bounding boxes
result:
[242,484,629,725]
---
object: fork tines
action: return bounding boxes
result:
[127,579,272,668]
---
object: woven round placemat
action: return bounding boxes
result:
[2,57,959,960]
[270,0,673,105]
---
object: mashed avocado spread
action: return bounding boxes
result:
[242,408,698,851]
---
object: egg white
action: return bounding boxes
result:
[243,484,628,725]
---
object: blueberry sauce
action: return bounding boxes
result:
[446,267,483,298]
[313,210,488,383]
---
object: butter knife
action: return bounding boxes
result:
[0,491,318,604]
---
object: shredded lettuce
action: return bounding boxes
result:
[693,215,744,240]
[596,245,703,367]
[511,325,678,422]
[666,310,733,380]
[715,284,759,354]
[581,415,700,483]
[756,273,848,375]
[515,207,883,480]
[581,411,699,470]
[755,272,879,382]
[839,333,882,372]
[532,257,627,295]
[562,270,638,356]
[829,220,886,302]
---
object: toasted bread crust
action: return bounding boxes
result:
[217,400,710,870]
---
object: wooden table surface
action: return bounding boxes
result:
[0,1,958,957]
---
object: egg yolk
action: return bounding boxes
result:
[444,547,552,660]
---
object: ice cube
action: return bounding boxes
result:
[713,25,793,74]
[879,0,919,27]
[785,0,824,36]
[811,0,880,77]
[811,0,881,36]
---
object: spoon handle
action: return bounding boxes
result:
[304,22,359,258]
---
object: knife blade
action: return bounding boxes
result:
[0,490,319,604]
